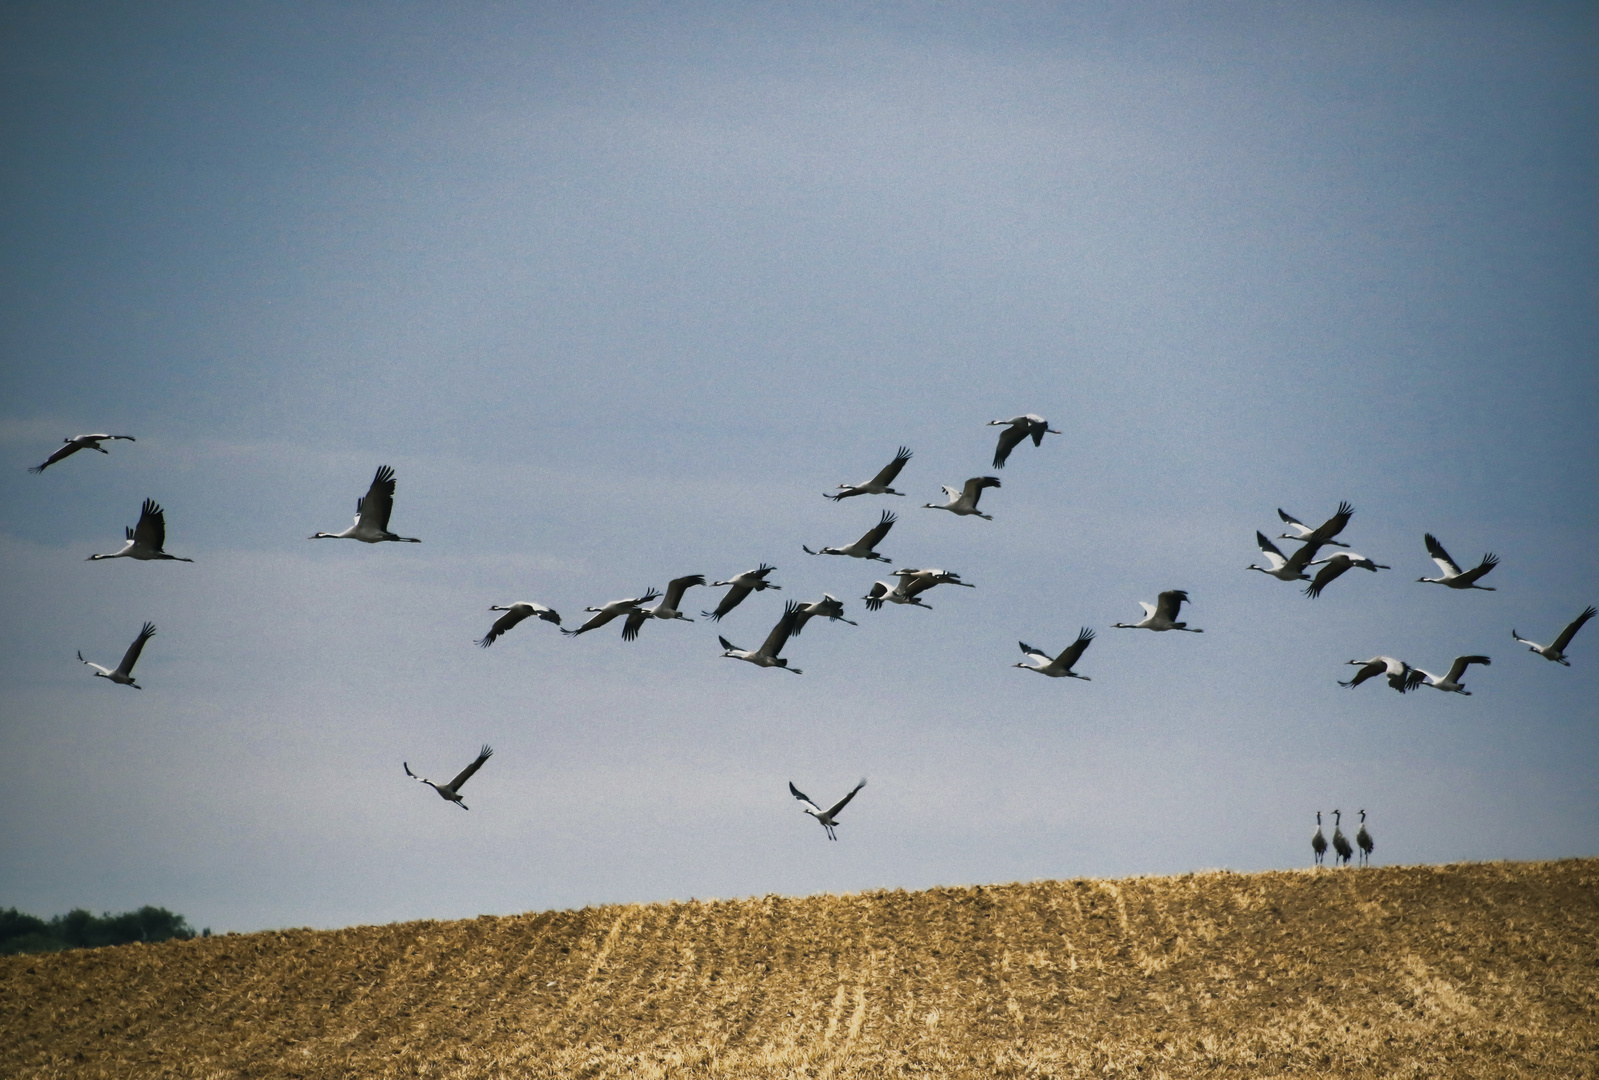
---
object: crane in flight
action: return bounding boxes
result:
[1418,533,1497,590]
[78,622,156,688]
[923,476,1002,519]
[719,601,804,673]
[87,499,194,562]
[702,564,781,621]
[1112,590,1202,632]
[1276,504,1354,548]
[1247,532,1324,582]
[789,778,867,840]
[29,433,135,474]
[863,568,974,611]
[988,415,1059,468]
[804,510,896,562]
[404,745,493,809]
[1513,605,1596,666]
[1406,655,1490,695]
[825,446,913,501]
[1339,656,1415,693]
[561,589,661,637]
[476,603,561,647]
[1302,551,1391,599]
[622,575,707,641]
[789,594,857,636]
[1014,628,1095,680]
[309,465,421,543]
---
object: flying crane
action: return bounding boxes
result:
[87,499,194,562]
[29,433,136,474]
[78,622,156,688]
[309,465,421,544]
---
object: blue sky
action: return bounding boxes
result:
[2,2,1595,933]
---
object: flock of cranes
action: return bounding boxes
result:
[1310,810,1373,868]
[35,414,1594,854]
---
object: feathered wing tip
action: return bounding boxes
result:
[718,635,735,651]
[475,633,496,648]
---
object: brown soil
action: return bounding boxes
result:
[3,859,1596,1078]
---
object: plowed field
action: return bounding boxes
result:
[4,859,1596,1078]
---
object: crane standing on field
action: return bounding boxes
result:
[1331,810,1354,867]
[1312,812,1328,866]
[1356,810,1374,867]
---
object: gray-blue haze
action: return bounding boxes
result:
[1,3,1594,933]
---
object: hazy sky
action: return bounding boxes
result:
[3,2,1595,934]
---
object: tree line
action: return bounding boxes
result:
[1,905,205,955]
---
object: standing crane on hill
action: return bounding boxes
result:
[29,433,136,473]
[87,499,194,562]
[1356,810,1374,867]
[789,778,867,840]
[825,446,913,500]
[476,603,561,647]
[1331,810,1354,867]
[1418,533,1497,590]
[1512,606,1596,666]
[404,745,493,809]
[988,415,1060,468]
[1312,812,1328,866]
[309,465,421,544]
[78,622,157,689]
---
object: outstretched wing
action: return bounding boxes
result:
[1303,557,1351,599]
[118,622,156,676]
[826,778,867,818]
[447,745,494,791]
[858,510,896,549]
[863,582,888,611]
[962,476,1001,503]
[1455,552,1499,586]
[1340,660,1384,688]
[1444,655,1491,683]
[992,425,1027,468]
[1277,508,1310,535]
[869,446,913,486]
[358,466,398,532]
[133,499,167,552]
[1553,606,1598,653]
[1423,533,1462,577]
[758,601,801,658]
[30,442,85,473]
[620,610,648,642]
[1018,641,1052,663]
[788,781,822,814]
[705,583,753,621]
[662,574,706,611]
[1308,501,1354,543]
[1155,590,1189,621]
[1054,627,1094,668]
[1255,531,1288,567]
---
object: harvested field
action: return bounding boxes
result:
[3,859,1596,1078]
